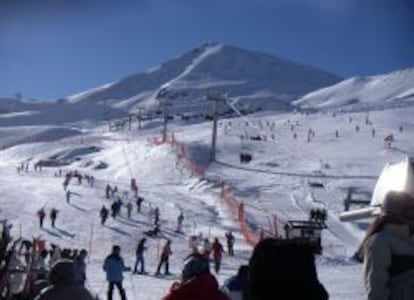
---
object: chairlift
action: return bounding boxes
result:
[239,136,253,164]
[239,151,253,164]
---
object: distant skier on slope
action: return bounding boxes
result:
[37,208,46,228]
[211,238,225,274]
[133,238,147,274]
[176,212,184,233]
[125,202,133,219]
[135,196,144,213]
[50,208,59,228]
[100,205,109,225]
[155,240,172,276]
[225,231,235,256]
[65,190,71,203]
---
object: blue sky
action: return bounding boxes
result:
[1,0,413,100]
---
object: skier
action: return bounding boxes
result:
[37,208,46,228]
[155,240,172,276]
[50,208,59,228]
[130,178,138,198]
[103,245,131,300]
[65,190,71,203]
[62,174,71,191]
[105,184,112,199]
[73,249,88,286]
[115,198,123,216]
[211,238,225,274]
[176,212,184,233]
[153,207,160,226]
[125,202,133,219]
[225,231,235,256]
[133,238,147,274]
[110,201,118,219]
[238,202,244,222]
[135,196,144,213]
[100,205,109,225]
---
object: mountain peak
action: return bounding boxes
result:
[67,43,342,113]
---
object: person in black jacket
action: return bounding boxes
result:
[50,208,59,228]
[245,238,328,300]
[133,238,147,274]
[35,259,94,300]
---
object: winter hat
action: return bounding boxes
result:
[181,253,210,281]
[382,191,414,218]
[49,258,76,285]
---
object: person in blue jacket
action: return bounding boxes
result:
[103,245,131,300]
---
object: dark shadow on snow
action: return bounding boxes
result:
[106,226,130,236]
[55,227,76,238]
[41,227,61,238]
[116,217,147,228]
[68,202,88,212]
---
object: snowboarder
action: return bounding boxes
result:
[50,208,59,228]
[37,208,46,228]
[100,205,109,225]
[156,240,172,276]
[225,231,235,256]
[176,212,184,233]
[133,238,147,274]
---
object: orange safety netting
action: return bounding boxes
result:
[148,133,262,247]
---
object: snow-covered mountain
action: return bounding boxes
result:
[67,43,341,114]
[1,51,414,299]
[293,68,414,111]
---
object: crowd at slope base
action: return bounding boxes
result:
[0,218,332,300]
[10,160,414,299]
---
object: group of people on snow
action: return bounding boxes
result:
[0,232,93,300]
[37,208,59,228]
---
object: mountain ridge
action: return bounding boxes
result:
[293,67,414,111]
[66,43,342,113]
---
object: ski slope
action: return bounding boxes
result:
[0,100,413,299]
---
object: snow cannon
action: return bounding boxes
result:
[339,156,414,222]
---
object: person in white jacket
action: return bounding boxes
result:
[362,191,414,300]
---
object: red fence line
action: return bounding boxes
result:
[147,133,262,247]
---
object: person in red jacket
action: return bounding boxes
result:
[162,253,229,300]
